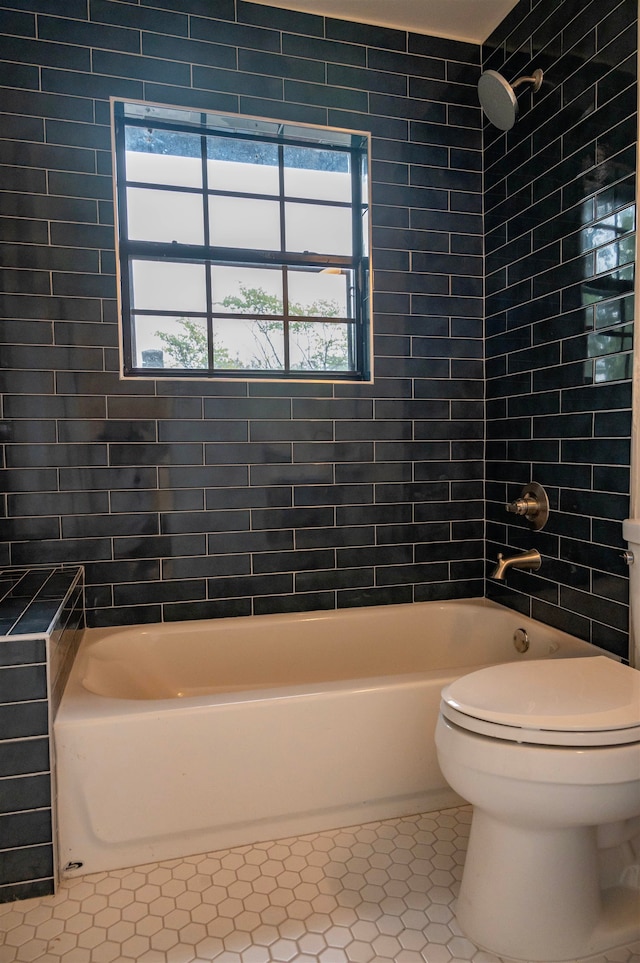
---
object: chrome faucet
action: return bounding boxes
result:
[490,548,541,580]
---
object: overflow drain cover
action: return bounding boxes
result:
[513,628,529,653]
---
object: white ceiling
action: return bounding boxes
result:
[248,0,520,44]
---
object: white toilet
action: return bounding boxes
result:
[435,526,640,961]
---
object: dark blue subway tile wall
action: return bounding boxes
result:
[483,0,637,659]
[0,1,637,660]
[0,566,84,902]
[0,0,485,627]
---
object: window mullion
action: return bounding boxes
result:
[114,104,135,373]
[123,239,352,271]
[350,145,364,375]
[201,129,215,370]
[278,143,290,373]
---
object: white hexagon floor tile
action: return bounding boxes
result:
[1,806,638,963]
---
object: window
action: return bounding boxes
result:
[112,100,372,381]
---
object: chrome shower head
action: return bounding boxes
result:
[478,68,543,130]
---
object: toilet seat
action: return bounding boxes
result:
[441,656,640,747]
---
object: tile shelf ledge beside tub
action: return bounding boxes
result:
[0,565,85,902]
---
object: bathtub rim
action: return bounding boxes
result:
[56,597,608,724]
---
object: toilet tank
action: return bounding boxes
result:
[622,519,640,668]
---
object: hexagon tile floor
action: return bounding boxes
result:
[1,806,638,963]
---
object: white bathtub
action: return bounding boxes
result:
[55,598,602,878]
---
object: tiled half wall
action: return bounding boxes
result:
[0,566,84,902]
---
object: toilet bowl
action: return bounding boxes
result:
[435,655,640,961]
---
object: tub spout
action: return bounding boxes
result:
[490,548,541,580]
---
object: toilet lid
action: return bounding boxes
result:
[441,656,640,747]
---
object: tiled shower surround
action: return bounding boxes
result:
[0,1,637,657]
[0,0,487,628]
[483,0,638,659]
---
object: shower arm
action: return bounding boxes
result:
[511,68,544,93]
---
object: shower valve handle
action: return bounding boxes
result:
[506,495,539,516]
[504,482,549,531]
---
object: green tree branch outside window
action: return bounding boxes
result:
[154,285,349,372]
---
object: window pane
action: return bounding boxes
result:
[360,150,368,198]
[125,127,202,188]
[213,318,284,370]
[131,260,206,313]
[211,266,283,314]
[287,269,349,317]
[127,188,204,245]
[361,206,370,257]
[133,315,208,370]
[209,196,281,250]
[285,202,352,255]
[283,146,351,202]
[289,321,353,371]
[207,135,279,195]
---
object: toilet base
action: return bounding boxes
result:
[457,810,640,961]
